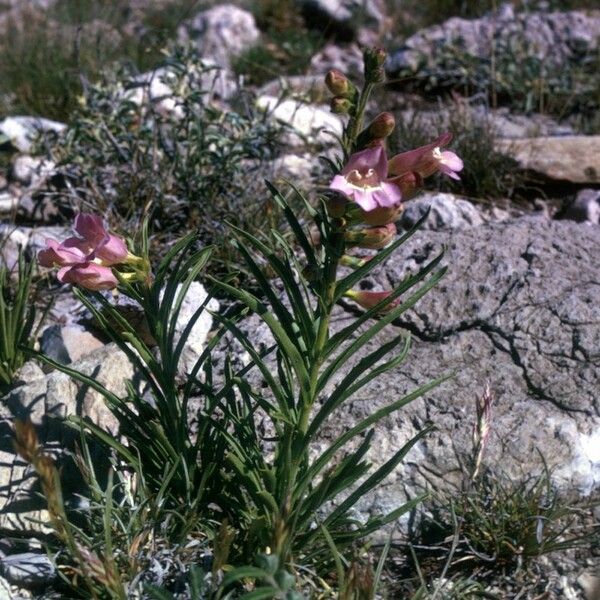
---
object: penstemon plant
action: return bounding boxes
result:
[210,48,462,567]
[25,46,463,596]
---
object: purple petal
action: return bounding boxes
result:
[330,174,355,197]
[388,132,454,176]
[74,214,106,242]
[342,145,386,177]
[379,182,403,206]
[353,189,378,211]
[440,150,463,172]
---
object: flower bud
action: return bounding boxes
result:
[363,47,387,83]
[369,112,395,138]
[345,223,396,249]
[325,70,349,95]
[330,96,354,114]
[356,112,396,148]
[327,193,349,218]
[344,289,399,313]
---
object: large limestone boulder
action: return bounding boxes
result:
[386,6,600,88]
[495,136,600,185]
[217,216,600,527]
[0,345,134,533]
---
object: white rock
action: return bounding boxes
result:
[169,281,219,376]
[257,96,343,148]
[0,192,18,214]
[400,192,484,230]
[0,116,66,153]
[10,155,56,187]
[0,344,134,534]
[178,4,260,68]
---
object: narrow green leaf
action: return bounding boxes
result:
[325,251,445,358]
[323,426,433,527]
[319,265,446,391]
[334,209,433,301]
[304,374,451,485]
[308,335,410,441]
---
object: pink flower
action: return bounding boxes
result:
[330,145,402,212]
[38,238,89,268]
[38,213,129,291]
[388,133,463,181]
[57,263,119,291]
[72,214,128,266]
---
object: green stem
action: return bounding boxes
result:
[345,82,374,155]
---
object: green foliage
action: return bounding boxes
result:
[406,467,598,584]
[207,186,447,564]
[0,0,201,120]
[0,248,39,389]
[456,470,597,565]
[47,48,283,272]
[390,104,522,200]
[232,29,323,87]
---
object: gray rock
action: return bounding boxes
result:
[216,217,600,530]
[10,155,56,187]
[558,189,600,224]
[400,192,484,230]
[386,7,600,84]
[39,324,104,366]
[0,552,55,587]
[178,4,260,69]
[256,96,343,148]
[0,343,134,533]
[0,117,66,153]
[495,136,600,184]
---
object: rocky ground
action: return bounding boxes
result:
[0,0,599,598]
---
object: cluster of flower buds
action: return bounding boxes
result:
[323,48,463,314]
[325,69,359,115]
[38,214,148,291]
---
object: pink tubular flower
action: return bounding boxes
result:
[58,263,119,291]
[388,133,463,181]
[330,145,402,212]
[73,214,128,266]
[38,213,130,291]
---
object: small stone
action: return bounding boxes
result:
[400,192,484,230]
[558,189,600,225]
[178,4,260,69]
[257,96,343,148]
[0,552,55,587]
[0,192,18,214]
[578,573,600,600]
[0,117,66,153]
[10,155,56,187]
